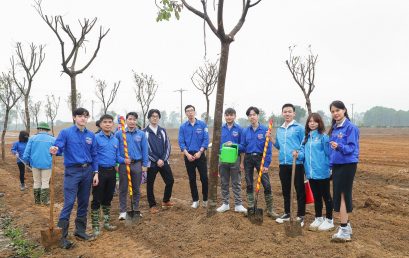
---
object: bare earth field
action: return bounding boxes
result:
[0,127,408,257]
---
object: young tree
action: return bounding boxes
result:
[191,60,218,125]
[133,72,159,128]
[66,92,84,110]
[0,72,22,161]
[94,78,121,114]
[285,45,318,115]
[34,1,109,113]
[45,94,60,136]
[29,99,42,128]
[11,42,45,134]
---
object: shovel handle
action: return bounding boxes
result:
[255,119,273,193]
[290,156,297,221]
[119,116,133,197]
[49,156,56,230]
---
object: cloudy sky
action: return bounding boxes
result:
[1,0,408,122]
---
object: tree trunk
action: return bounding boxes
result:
[70,75,77,113]
[207,41,230,217]
[205,96,210,125]
[305,95,312,116]
[1,111,10,162]
[24,95,30,134]
[51,119,55,136]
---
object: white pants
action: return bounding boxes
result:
[32,168,51,189]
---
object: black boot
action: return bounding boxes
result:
[57,219,74,249]
[74,217,95,241]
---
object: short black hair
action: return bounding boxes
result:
[126,112,138,119]
[19,131,29,143]
[184,105,195,112]
[246,106,259,116]
[95,119,101,128]
[148,109,161,119]
[99,114,114,122]
[224,108,236,115]
[282,103,295,112]
[72,107,90,117]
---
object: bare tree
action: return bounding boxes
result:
[133,72,159,128]
[11,42,45,134]
[285,45,318,115]
[29,99,42,128]
[34,0,110,114]
[66,92,84,110]
[45,94,60,136]
[0,72,22,161]
[94,77,121,114]
[191,60,218,125]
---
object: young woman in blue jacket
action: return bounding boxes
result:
[328,100,360,242]
[295,113,334,232]
[11,131,29,191]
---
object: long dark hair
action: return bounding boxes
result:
[18,131,29,143]
[328,100,350,136]
[303,113,325,145]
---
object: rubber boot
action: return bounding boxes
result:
[91,209,101,237]
[40,188,50,205]
[102,205,117,231]
[33,188,41,205]
[74,217,96,241]
[57,219,74,249]
[265,193,279,219]
[247,193,254,209]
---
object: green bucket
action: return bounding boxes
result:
[220,143,238,163]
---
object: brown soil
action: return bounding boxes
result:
[0,128,408,257]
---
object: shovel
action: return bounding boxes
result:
[248,119,273,225]
[40,155,62,249]
[284,156,303,237]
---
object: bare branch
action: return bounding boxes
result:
[133,72,159,128]
[181,0,219,38]
[95,77,121,114]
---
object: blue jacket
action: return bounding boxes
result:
[54,125,98,172]
[298,130,330,180]
[178,119,209,152]
[22,132,55,169]
[115,128,149,167]
[95,131,120,168]
[329,119,360,166]
[11,141,27,164]
[274,121,305,165]
[241,123,272,168]
[220,123,243,152]
[144,125,171,166]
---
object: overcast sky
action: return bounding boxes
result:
[1,0,409,122]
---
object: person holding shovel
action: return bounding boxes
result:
[50,107,99,249]
[240,106,278,218]
[115,112,149,220]
[178,105,209,209]
[11,131,29,191]
[90,114,119,236]
[328,100,359,242]
[22,122,55,205]
[144,109,174,214]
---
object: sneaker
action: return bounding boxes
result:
[318,218,334,231]
[309,217,324,231]
[202,201,208,208]
[234,205,247,214]
[161,201,175,208]
[149,206,160,214]
[331,226,351,242]
[191,201,199,209]
[346,222,353,235]
[20,184,25,191]
[275,213,290,224]
[216,203,230,213]
[118,212,127,220]
[296,216,305,227]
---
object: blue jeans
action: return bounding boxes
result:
[59,166,93,221]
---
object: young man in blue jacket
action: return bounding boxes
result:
[241,106,278,218]
[272,103,306,225]
[144,109,174,214]
[23,122,55,205]
[178,105,209,209]
[50,108,99,249]
[115,112,149,220]
[11,131,29,191]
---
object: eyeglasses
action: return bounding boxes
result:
[185,109,195,113]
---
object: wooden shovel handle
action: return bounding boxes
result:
[290,156,296,221]
[49,156,56,230]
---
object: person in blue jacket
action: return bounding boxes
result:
[115,112,149,220]
[50,107,98,249]
[328,100,359,242]
[178,105,209,209]
[272,103,306,225]
[11,131,29,191]
[295,113,334,232]
[23,122,55,205]
[241,106,278,218]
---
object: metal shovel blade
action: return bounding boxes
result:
[40,227,62,249]
[284,219,303,237]
[248,207,263,225]
[125,210,141,225]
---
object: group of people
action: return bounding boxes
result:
[10,99,359,249]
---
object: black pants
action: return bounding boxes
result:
[147,162,174,208]
[309,178,333,219]
[91,167,116,210]
[17,162,25,185]
[184,153,208,202]
[244,154,272,194]
[279,164,306,217]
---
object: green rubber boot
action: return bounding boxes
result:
[40,188,50,205]
[265,193,279,219]
[247,192,255,209]
[33,188,41,205]
[102,205,117,231]
[91,209,101,237]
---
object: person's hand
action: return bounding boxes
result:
[292,151,298,158]
[124,158,131,165]
[93,173,99,186]
[142,166,147,173]
[270,137,276,145]
[224,141,233,146]
[186,153,195,162]
[15,153,19,158]
[240,163,244,172]
[262,167,269,173]
[330,141,338,150]
[157,159,164,167]
[265,131,272,139]
[50,146,58,155]
[194,151,202,159]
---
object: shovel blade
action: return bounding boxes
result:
[284,220,303,237]
[248,207,263,225]
[40,228,62,249]
[125,210,141,225]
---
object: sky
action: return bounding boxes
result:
[1,0,409,122]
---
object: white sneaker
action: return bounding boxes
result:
[191,201,199,209]
[318,218,334,231]
[202,201,208,208]
[118,212,126,220]
[331,226,351,242]
[296,216,305,227]
[309,217,324,231]
[234,205,247,214]
[346,222,353,235]
[275,213,290,224]
[216,203,230,213]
